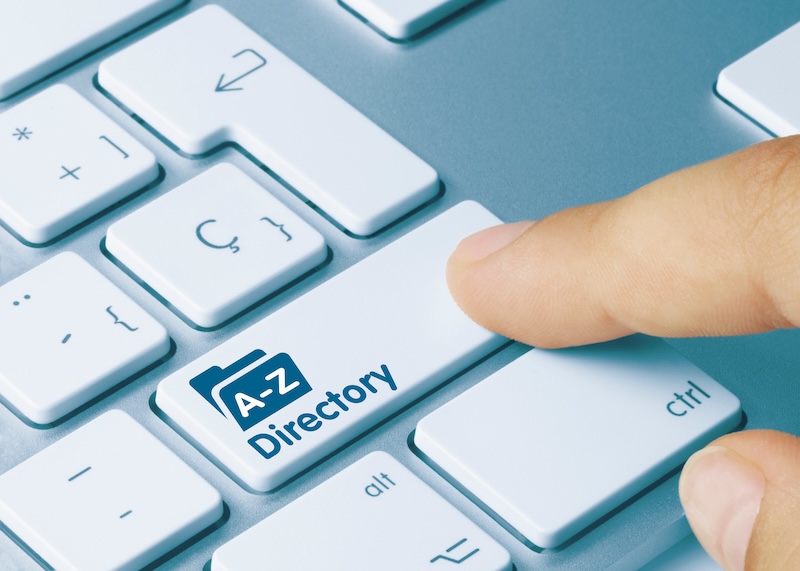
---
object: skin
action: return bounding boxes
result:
[447,135,800,570]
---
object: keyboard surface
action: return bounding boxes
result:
[2,1,800,570]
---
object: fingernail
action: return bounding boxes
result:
[679,445,766,571]
[450,221,535,264]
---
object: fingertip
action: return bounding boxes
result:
[445,203,634,348]
[446,221,537,340]
[449,221,536,265]
[679,445,765,571]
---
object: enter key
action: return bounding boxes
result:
[414,335,742,550]
[98,5,439,236]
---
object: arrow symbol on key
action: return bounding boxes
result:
[215,49,267,92]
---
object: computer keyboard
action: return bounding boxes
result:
[2,2,799,570]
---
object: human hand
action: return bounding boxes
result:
[446,136,800,570]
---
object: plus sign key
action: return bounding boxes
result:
[0,84,158,244]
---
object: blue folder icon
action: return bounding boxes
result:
[190,350,312,431]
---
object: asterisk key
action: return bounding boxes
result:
[12,127,33,140]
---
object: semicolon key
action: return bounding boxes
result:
[0,252,169,425]
[99,5,440,236]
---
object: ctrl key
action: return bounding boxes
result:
[212,452,512,571]
[414,336,743,549]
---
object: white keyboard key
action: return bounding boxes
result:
[212,451,511,571]
[107,163,327,328]
[0,410,223,571]
[343,0,476,40]
[0,253,170,425]
[98,5,439,236]
[414,336,742,549]
[0,0,184,100]
[156,201,505,492]
[0,85,159,244]
[717,21,800,136]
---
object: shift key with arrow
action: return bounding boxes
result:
[98,5,439,236]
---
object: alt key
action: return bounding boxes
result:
[211,451,512,571]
